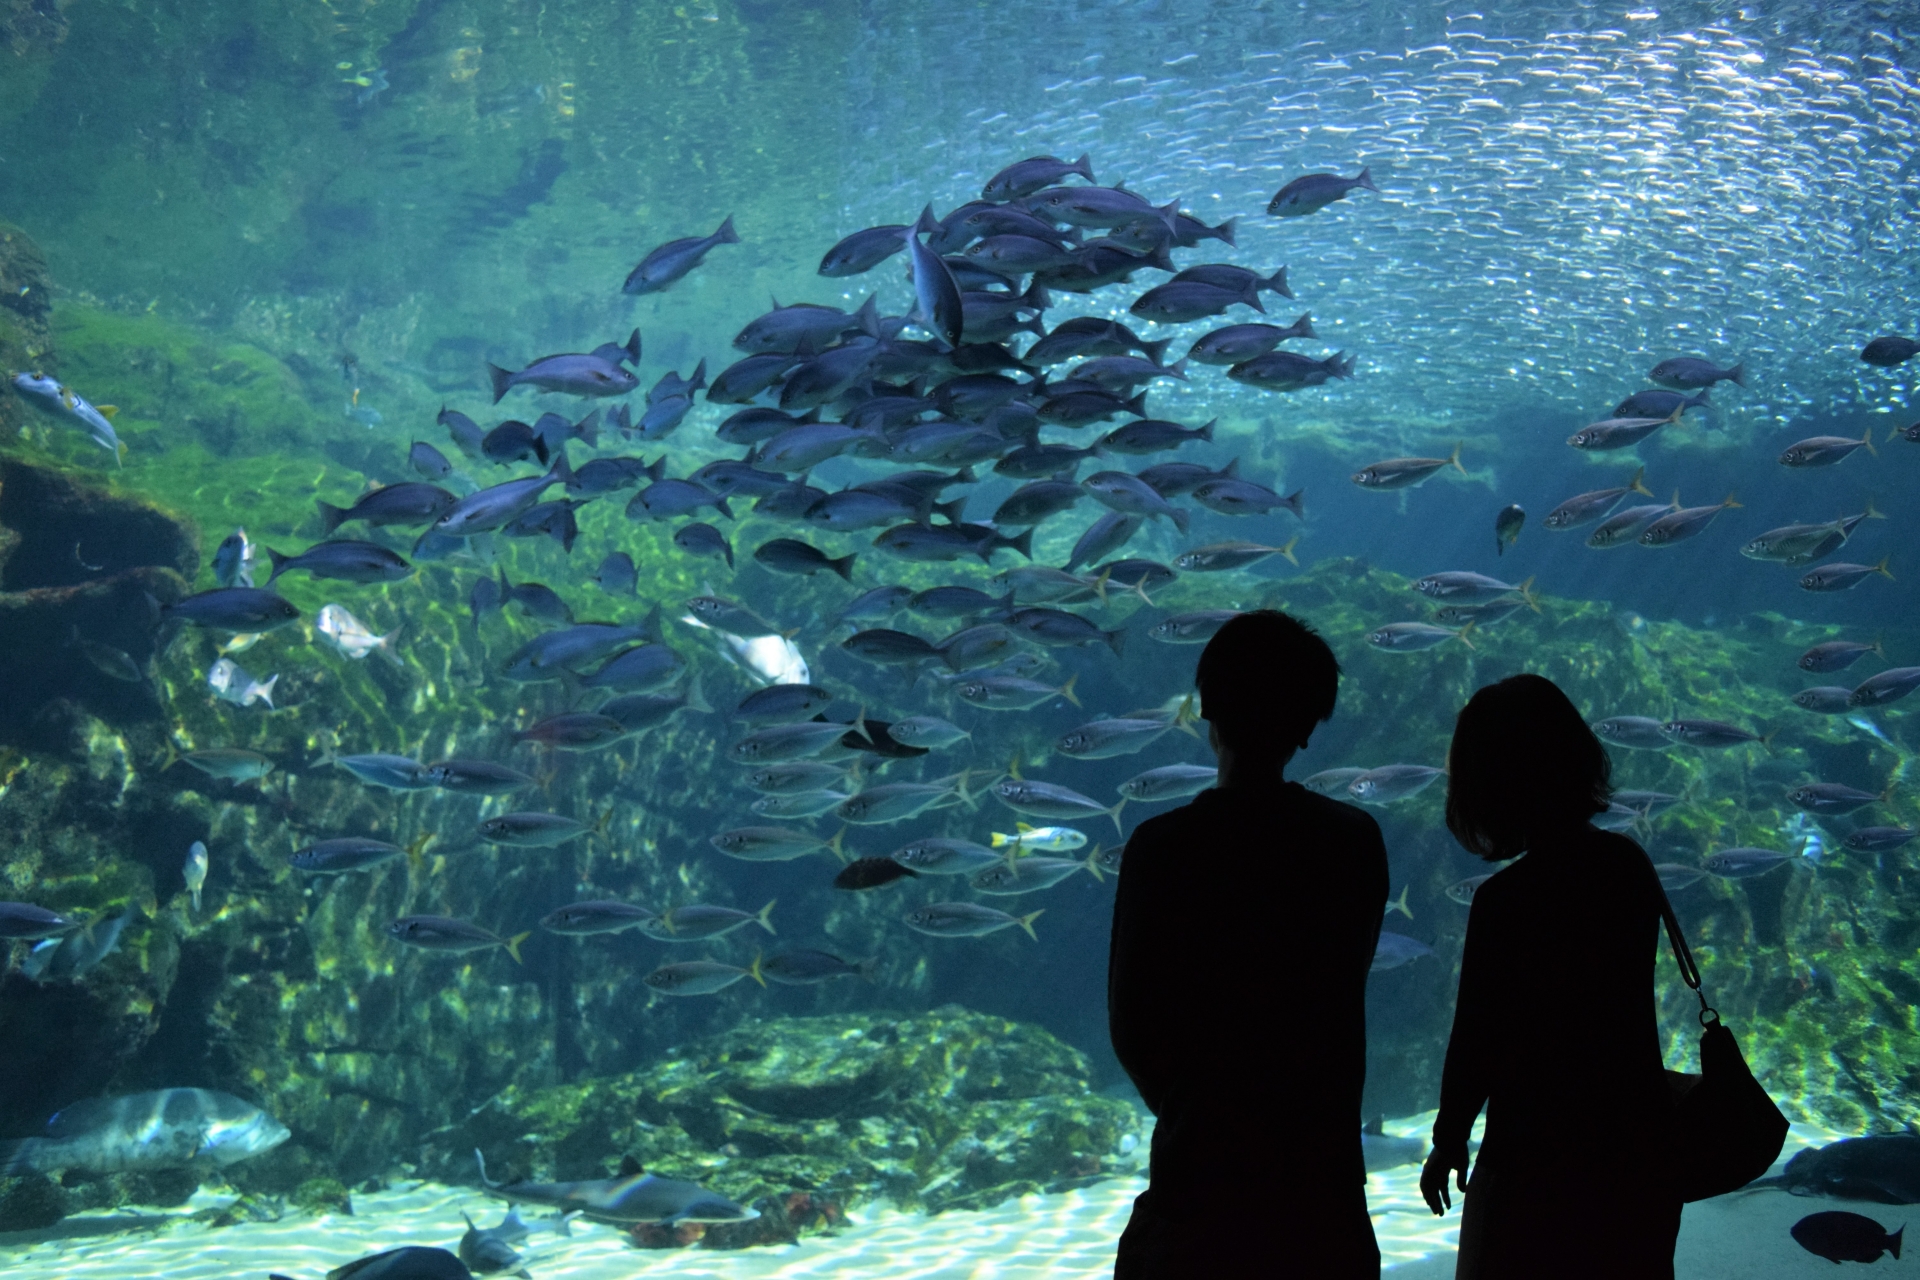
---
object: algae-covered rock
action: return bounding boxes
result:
[434,1008,1137,1219]
[0,223,54,440]
[0,1172,68,1230]
[291,1175,353,1216]
[0,460,198,752]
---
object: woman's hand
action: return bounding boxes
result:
[1420,1144,1470,1215]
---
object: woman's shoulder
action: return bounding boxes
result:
[1583,825,1655,871]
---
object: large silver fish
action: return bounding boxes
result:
[474,1149,758,1225]
[0,1088,288,1174]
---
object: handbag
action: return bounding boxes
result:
[1655,879,1790,1201]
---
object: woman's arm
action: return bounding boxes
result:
[1108,824,1174,1116]
[1423,886,1500,1212]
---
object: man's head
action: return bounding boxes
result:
[1194,610,1341,760]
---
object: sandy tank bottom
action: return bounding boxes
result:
[0,1118,1877,1278]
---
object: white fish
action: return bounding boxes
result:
[990,823,1087,853]
[316,603,399,661]
[184,841,208,914]
[1783,813,1826,867]
[11,372,125,463]
[207,658,277,709]
[212,528,255,589]
[682,614,810,685]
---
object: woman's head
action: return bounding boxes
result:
[1194,609,1341,760]
[1445,673,1612,860]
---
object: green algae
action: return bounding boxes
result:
[435,1007,1138,1217]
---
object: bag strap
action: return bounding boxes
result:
[1653,862,1721,1028]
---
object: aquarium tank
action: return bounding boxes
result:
[0,0,1915,1274]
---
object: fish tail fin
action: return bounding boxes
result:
[1083,844,1105,883]
[1282,487,1304,520]
[747,952,766,987]
[1629,465,1651,497]
[1211,216,1238,248]
[405,833,434,877]
[475,1148,503,1189]
[1388,884,1413,920]
[1863,495,1885,521]
[263,546,290,582]
[1070,152,1096,183]
[487,363,514,404]
[1194,418,1216,443]
[572,409,600,450]
[1722,491,1741,509]
[1017,910,1044,941]
[1169,507,1189,534]
[315,502,348,536]
[1104,626,1127,658]
[1448,442,1465,473]
[1139,337,1173,365]
[1455,618,1477,651]
[832,553,857,582]
[1005,527,1035,562]
[1877,555,1894,580]
[755,900,777,934]
[1058,673,1081,707]
[1354,166,1379,192]
[623,328,643,365]
[1266,264,1290,297]
[1726,361,1745,388]
[504,931,531,964]
[1862,426,1877,456]
[714,214,741,245]
[856,956,879,984]
[1518,577,1540,613]
[714,496,735,521]
[256,674,279,709]
[683,672,713,714]
[1890,1226,1904,1260]
[1278,535,1300,566]
[1107,799,1127,836]
[1692,388,1711,406]
[826,826,848,863]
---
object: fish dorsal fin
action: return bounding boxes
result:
[1364,1114,1386,1137]
[618,1154,645,1177]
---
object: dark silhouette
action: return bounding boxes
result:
[1421,674,1680,1278]
[1110,611,1387,1278]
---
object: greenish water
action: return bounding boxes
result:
[0,0,1917,1274]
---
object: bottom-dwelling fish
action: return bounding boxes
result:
[474,1149,759,1225]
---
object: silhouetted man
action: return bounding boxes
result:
[1109,610,1388,1278]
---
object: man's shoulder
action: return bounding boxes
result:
[1286,784,1387,840]
[1130,785,1384,847]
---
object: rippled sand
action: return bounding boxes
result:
[0,1118,1867,1278]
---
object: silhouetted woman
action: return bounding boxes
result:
[1420,674,1679,1279]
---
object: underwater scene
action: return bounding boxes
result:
[1,0,1918,1274]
